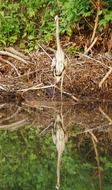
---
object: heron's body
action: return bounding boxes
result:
[52,15,67,100]
[54,49,65,74]
[52,15,66,83]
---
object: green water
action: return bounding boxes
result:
[0,102,112,190]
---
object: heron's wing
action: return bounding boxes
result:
[51,57,56,70]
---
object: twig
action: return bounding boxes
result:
[91,0,100,43]
[0,57,20,76]
[76,51,110,69]
[0,84,7,91]
[13,68,50,80]
[39,122,53,136]
[99,67,112,88]
[22,101,58,112]
[83,17,93,29]
[37,43,53,61]
[100,53,112,62]
[84,37,98,55]
[71,124,111,137]
[62,91,79,102]
[99,106,112,124]
[42,45,55,53]
[65,54,70,63]
[0,50,29,64]
[55,86,79,102]
[0,107,21,123]
[18,84,55,92]
[88,130,98,143]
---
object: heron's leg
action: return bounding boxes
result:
[60,72,64,101]
[52,85,56,100]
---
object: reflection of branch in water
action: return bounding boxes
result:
[52,114,67,189]
[39,121,54,136]
[0,118,28,131]
[99,106,112,124]
[55,85,79,102]
[22,101,58,112]
[70,123,112,138]
[0,106,21,123]
[88,131,102,190]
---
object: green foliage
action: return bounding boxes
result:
[60,0,91,35]
[0,128,56,190]
[99,9,112,30]
[100,156,112,182]
[66,44,81,55]
[0,0,111,50]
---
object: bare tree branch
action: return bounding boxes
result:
[0,50,29,64]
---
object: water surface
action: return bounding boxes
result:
[0,101,112,190]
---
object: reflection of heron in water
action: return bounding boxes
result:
[52,114,67,189]
[52,15,67,100]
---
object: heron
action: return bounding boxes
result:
[52,15,67,100]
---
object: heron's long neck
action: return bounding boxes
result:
[56,19,61,50]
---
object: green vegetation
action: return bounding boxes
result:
[0,0,112,50]
[0,127,112,190]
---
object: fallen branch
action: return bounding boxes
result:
[0,119,28,130]
[76,51,110,69]
[0,57,20,76]
[71,124,111,138]
[17,84,55,92]
[39,122,53,136]
[5,47,29,60]
[0,107,21,123]
[84,37,98,55]
[22,101,58,112]
[17,81,79,101]
[37,43,53,61]
[99,67,112,88]
[0,50,29,64]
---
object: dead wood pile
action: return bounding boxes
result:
[0,47,112,102]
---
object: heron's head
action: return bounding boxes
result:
[55,15,59,22]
